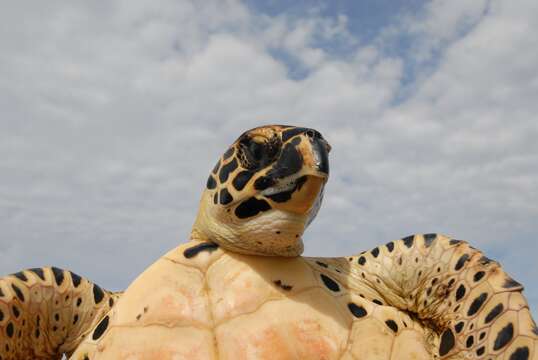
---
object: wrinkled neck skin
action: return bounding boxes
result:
[190,191,306,257]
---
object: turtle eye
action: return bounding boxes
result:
[238,135,280,170]
[248,141,264,161]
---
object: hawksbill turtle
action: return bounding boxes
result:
[1,125,537,360]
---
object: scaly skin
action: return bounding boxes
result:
[0,267,120,359]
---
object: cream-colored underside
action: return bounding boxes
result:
[71,242,435,360]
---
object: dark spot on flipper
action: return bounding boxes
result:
[6,322,14,338]
[320,274,340,292]
[206,175,217,189]
[455,321,464,333]
[76,298,82,307]
[371,247,379,258]
[503,277,523,290]
[476,346,485,356]
[92,315,110,340]
[455,284,466,301]
[12,306,19,318]
[273,280,293,291]
[35,328,40,338]
[223,147,235,160]
[454,254,469,271]
[136,314,141,320]
[28,268,45,281]
[474,271,485,282]
[232,171,254,191]
[219,188,233,205]
[357,256,366,265]
[12,272,28,282]
[439,328,455,356]
[219,158,238,183]
[235,197,271,218]
[423,233,437,247]
[467,293,488,316]
[315,261,328,268]
[509,347,530,360]
[347,303,367,318]
[51,267,65,286]
[93,284,105,304]
[373,299,383,305]
[402,235,414,248]
[183,242,219,258]
[385,320,398,333]
[11,284,24,302]
[70,271,82,287]
[485,303,504,324]
[466,335,474,348]
[385,242,394,252]
[493,322,514,350]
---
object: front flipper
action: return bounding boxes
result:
[0,267,121,360]
[318,234,538,359]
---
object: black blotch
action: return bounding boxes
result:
[212,159,221,174]
[218,158,238,183]
[12,306,19,318]
[357,256,366,265]
[476,346,485,356]
[450,239,463,245]
[467,293,488,316]
[235,197,271,219]
[385,320,398,333]
[109,298,114,307]
[485,303,504,324]
[206,175,217,189]
[266,176,308,203]
[423,233,437,247]
[439,328,455,356]
[455,284,466,301]
[281,127,308,142]
[474,271,485,282]
[0,309,3,321]
[35,328,40,338]
[386,242,394,252]
[92,315,110,340]
[213,192,218,204]
[54,313,60,321]
[12,272,27,282]
[183,242,219,259]
[466,335,474,348]
[6,322,14,338]
[479,331,486,340]
[73,314,79,324]
[51,267,65,286]
[316,261,328,268]
[371,247,379,258]
[70,271,82,287]
[454,254,469,271]
[347,303,367,318]
[0,287,4,297]
[493,322,514,350]
[273,280,293,291]
[266,141,303,179]
[232,171,254,191]
[320,274,340,292]
[455,321,464,333]
[253,176,275,191]
[503,277,523,289]
[93,284,105,304]
[11,284,24,302]
[373,299,383,305]
[402,235,414,248]
[219,188,234,205]
[76,298,82,307]
[509,347,530,360]
[223,147,235,160]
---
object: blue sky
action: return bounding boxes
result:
[1,0,537,320]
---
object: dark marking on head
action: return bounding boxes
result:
[92,315,110,340]
[183,242,219,259]
[273,280,293,291]
[455,321,464,333]
[212,159,221,174]
[467,293,488,316]
[223,147,235,160]
[11,284,24,302]
[402,235,414,248]
[455,284,466,301]
[357,256,366,266]
[27,268,45,281]
[281,127,309,143]
[385,320,398,333]
[449,239,463,245]
[423,233,437,247]
[266,141,303,179]
[213,192,218,204]
[6,322,14,338]
[371,247,379,258]
[219,158,238,183]
[266,175,308,203]
[70,271,82,287]
[235,197,271,218]
[93,284,105,304]
[454,254,469,271]
[232,170,254,191]
[373,299,383,305]
[466,335,474,348]
[253,176,275,191]
[73,314,79,324]
[509,347,530,360]
[474,271,485,282]
[206,175,217,189]
[12,272,27,282]
[385,242,394,252]
[503,277,523,289]
[347,303,367,318]
[316,261,328,268]
[439,328,455,356]
[320,274,340,292]
[493,322,514,350]
[485,303,504,324]
[51,267,65,286]
[219,188,233,205]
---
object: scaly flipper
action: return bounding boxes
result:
[0,267,121,360]
[313,234,538,359]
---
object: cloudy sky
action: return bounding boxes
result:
[1,0,537,316]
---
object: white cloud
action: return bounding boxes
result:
[1,0,537,314]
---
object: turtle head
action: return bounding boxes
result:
[191,125,331,256]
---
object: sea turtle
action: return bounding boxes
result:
[1,125,537,360]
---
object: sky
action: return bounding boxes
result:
[1,0,537,317]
